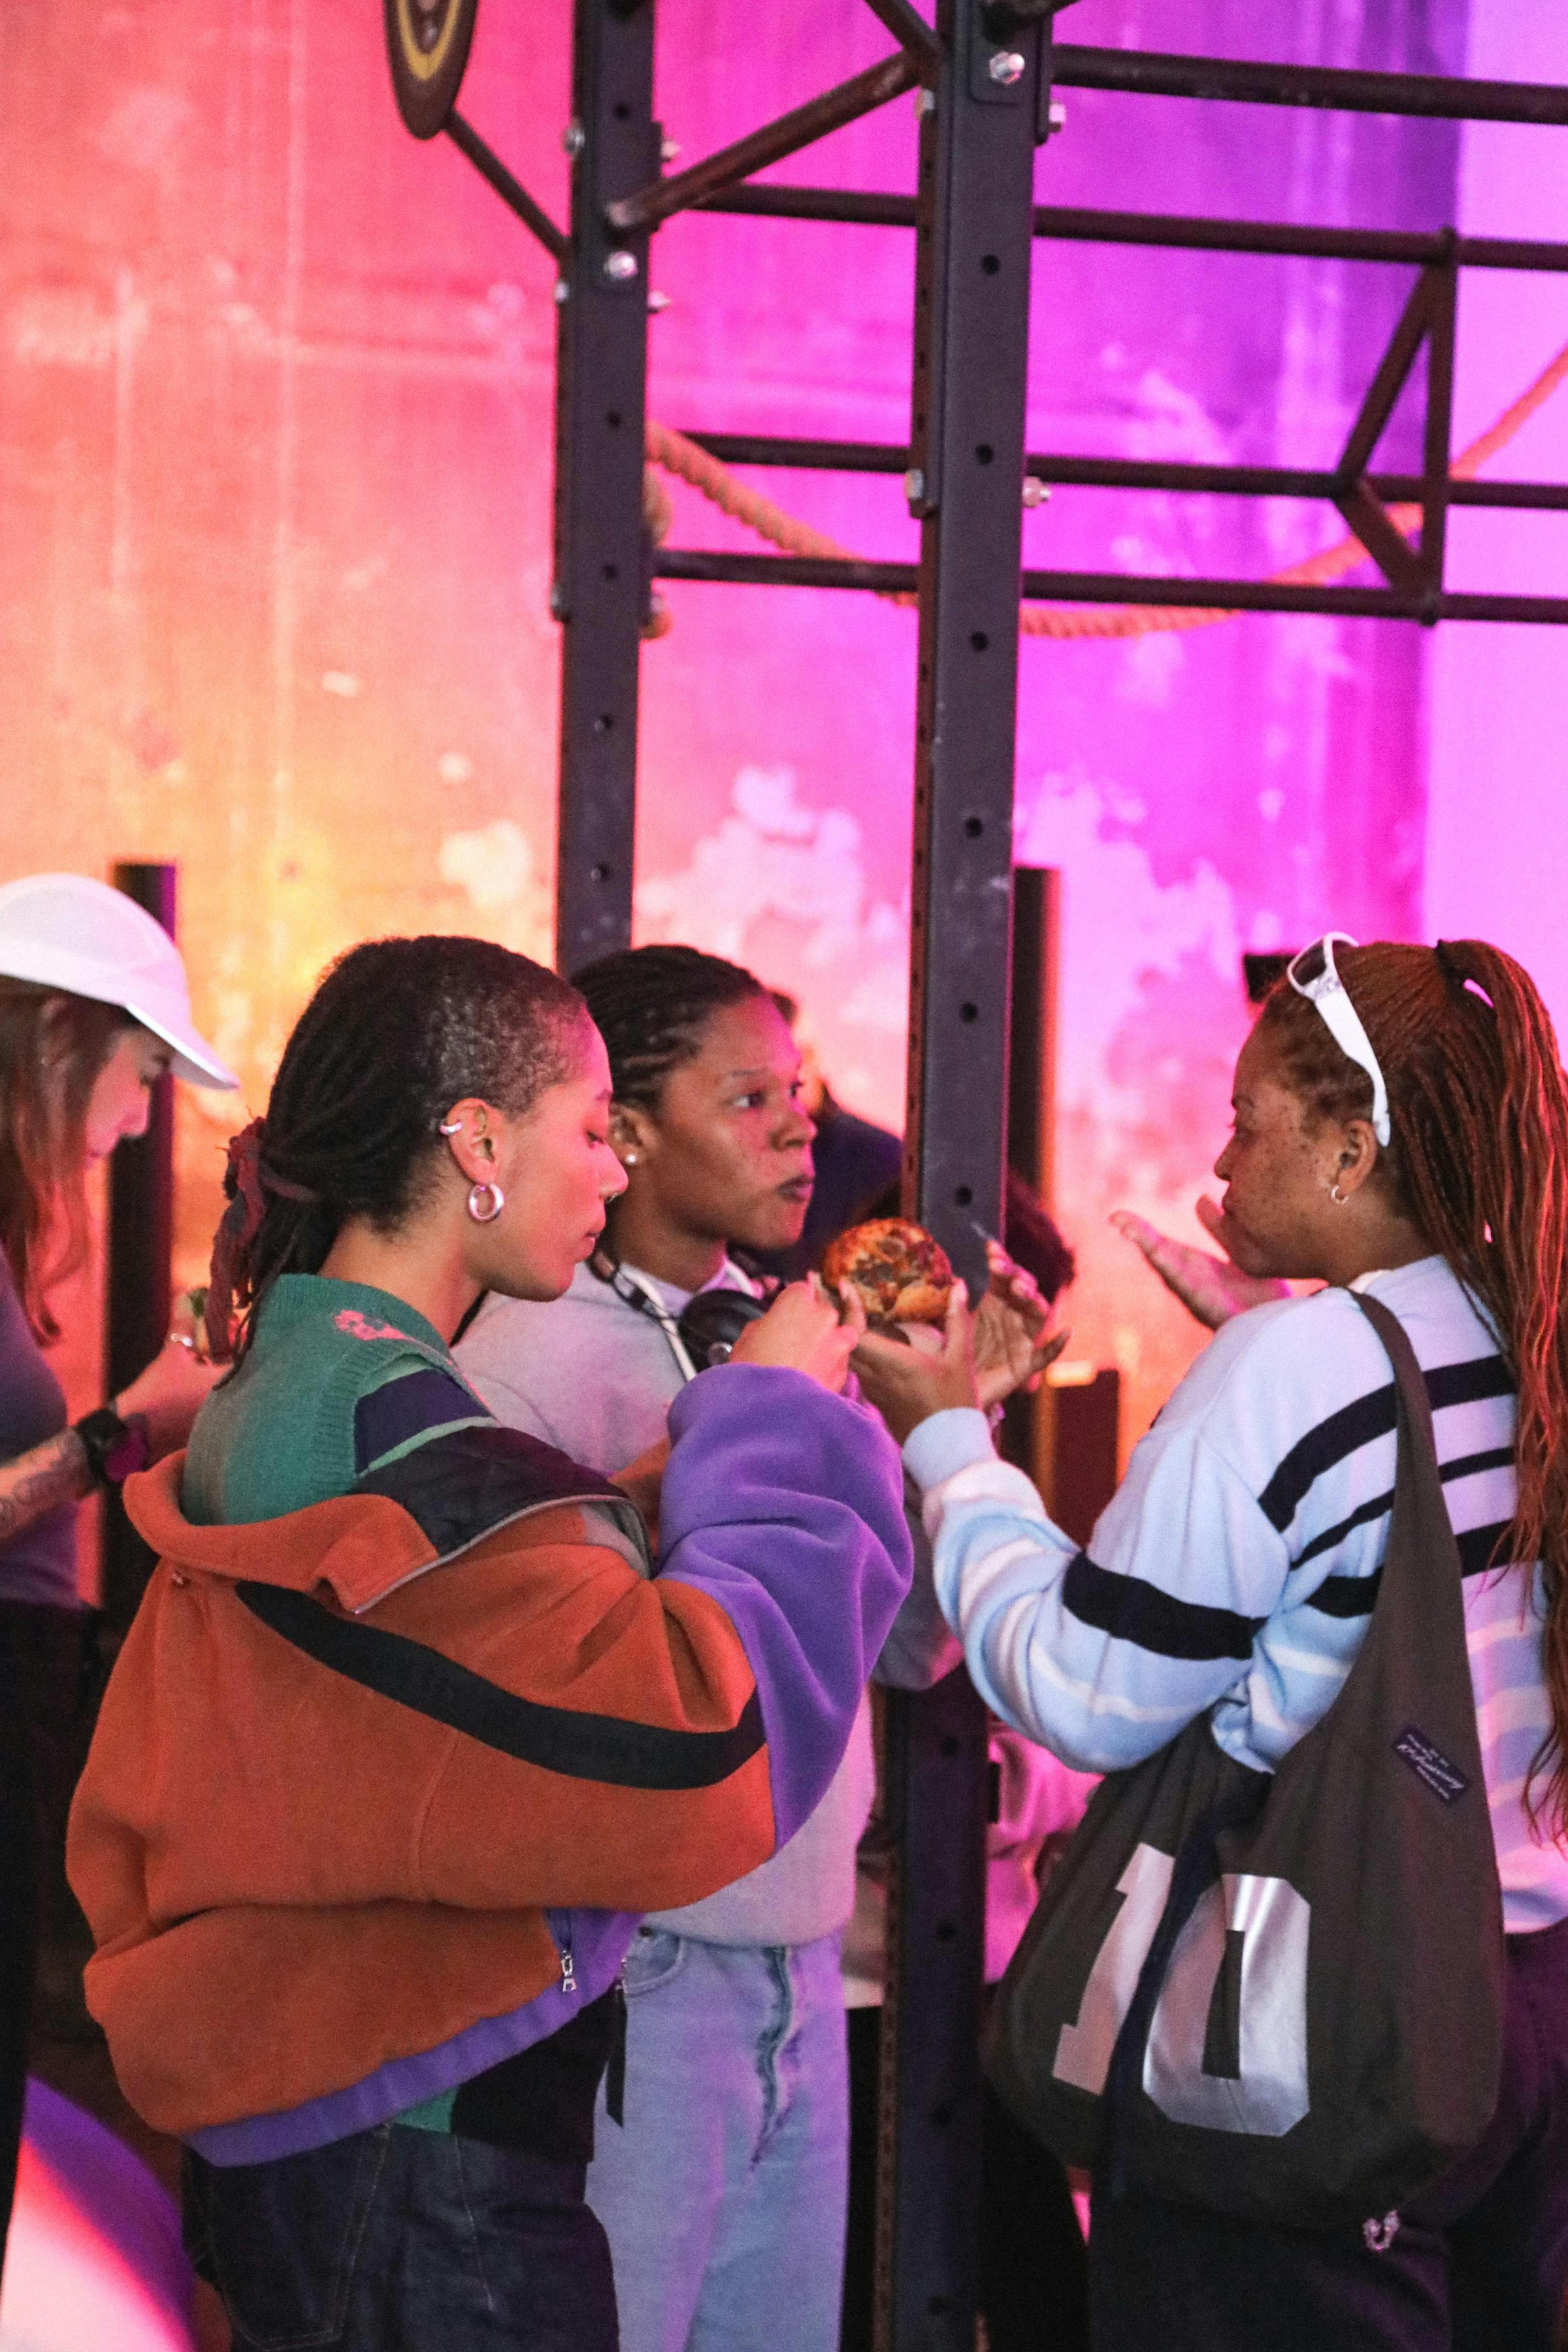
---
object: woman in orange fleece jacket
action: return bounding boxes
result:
[68,934,913,2352]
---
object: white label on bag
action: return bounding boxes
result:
[1053,1844,1174,2095]
[1144,1873,1311,2134]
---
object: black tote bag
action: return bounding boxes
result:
[985,1292,1509,2230]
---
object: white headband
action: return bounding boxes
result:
[1286,932,1392,1147]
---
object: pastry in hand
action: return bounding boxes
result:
[821,1217,954,1331]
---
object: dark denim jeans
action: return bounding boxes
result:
[184,2124,618,2352]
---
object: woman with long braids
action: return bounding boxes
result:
[457,944,1053,2352]
[853,936,1568,2352]
[67,934,913,2352]
[0,874,233,2281]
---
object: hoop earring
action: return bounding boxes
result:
[467,1181,504,1224]
[1330,1183,1349,1206]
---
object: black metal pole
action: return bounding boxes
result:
[553,0,658,973]
[103,862,176,1634]
[877,7,1045,2349]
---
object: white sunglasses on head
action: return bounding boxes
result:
[1286,932,1392,1147]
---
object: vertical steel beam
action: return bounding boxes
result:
[104,861,176,1633]
[553,0,657,973]
[879,7,1045,2351]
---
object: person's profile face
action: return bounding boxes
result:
[632,995,817,1255]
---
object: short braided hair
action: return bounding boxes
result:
[572,945,767,1112]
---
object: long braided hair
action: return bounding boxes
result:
[208,936,586,1362]
[1258,939,1568,1831]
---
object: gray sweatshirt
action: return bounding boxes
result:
[457,1258,955,1948]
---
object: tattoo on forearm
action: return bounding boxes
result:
[0,1429,91,1543]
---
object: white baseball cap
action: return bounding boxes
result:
[0,873,238,1089]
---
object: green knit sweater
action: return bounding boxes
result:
[182,1274,490,1528]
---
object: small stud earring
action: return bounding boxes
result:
[623,1151,639,1167]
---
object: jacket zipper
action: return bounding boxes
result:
[547,1908,577,1997]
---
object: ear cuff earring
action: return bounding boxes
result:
[439,1118,462,1136]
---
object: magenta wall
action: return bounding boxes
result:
[0,0,1477,1439]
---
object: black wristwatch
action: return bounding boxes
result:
[73,1407,152,1490]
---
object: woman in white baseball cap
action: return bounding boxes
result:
[0,871,237,2275]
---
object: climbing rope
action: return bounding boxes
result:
[645,331,1568,640]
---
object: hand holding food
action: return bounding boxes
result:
[849,1281,981,1444]
[727,1276,859,1393]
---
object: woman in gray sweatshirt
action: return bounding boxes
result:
[456,945,958,2352]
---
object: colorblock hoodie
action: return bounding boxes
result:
[67,1284,911,2156]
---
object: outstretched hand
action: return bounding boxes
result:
[972,1239,1070,1407]
[1109,1201,1288,1331]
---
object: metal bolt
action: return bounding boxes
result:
[1047,98,1067,133]
[904,467,926,504]
[562,120,585,158]
[913,88,936,119]
[553,278,570,305]
[603,249,639,283]
[1022,477,1051,508]
[647,290,672,314]
[661,136,682,163]
[988,48,1026,84]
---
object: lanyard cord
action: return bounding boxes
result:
[601,1260,701,1385]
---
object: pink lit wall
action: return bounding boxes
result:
[1425,2,1568,1038]
[5,0,1544,1464]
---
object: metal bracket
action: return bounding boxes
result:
[1333,244,1458,619]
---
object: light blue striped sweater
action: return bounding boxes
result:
[904,1255,1568,1935]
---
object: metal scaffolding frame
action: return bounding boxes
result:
[387,8,1568,2344]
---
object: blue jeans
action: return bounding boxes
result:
[184,2126,616,2351]
[586,1929,849,2352]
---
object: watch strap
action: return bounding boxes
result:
[74,1406,152,1490]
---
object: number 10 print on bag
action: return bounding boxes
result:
[1054,1844,1311,2136]
[985,1294,1507,2230]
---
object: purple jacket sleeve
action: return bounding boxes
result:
[659,1364,914,1847]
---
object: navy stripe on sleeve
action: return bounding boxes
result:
[1063,1550,1262,1663]
[1259,1356,1513,1534]
[1307,1518,1516,1620]
[354,1367,489,1474]
[1292,1446,1515,1570]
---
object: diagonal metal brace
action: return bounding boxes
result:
[446,112,568,263]
[860,0,944,82]
[606,51,919,235]
[1333,254,1458,613]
